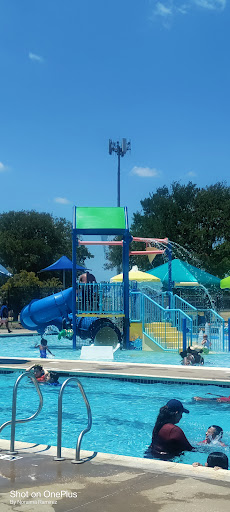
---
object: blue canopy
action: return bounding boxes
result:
[40,255,88,272]
[0,263,12,277]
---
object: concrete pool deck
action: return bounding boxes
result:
[0,440,230,511]
[0,356,230,385]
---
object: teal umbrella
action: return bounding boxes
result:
[148,259,220,287]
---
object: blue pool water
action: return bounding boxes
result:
[0,371,229,466]
[1,334,230,366]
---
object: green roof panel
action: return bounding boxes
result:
[75,207,127,233]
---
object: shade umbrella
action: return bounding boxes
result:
[0,263,12,277]
[148,259,220,288]
[40,255,88,288]
[220,276,230,290]
[110,265,161,283]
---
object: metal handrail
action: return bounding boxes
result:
[54,377,92,464]
[174,294,198,312]
[141,293,193,321]
[141,293,193,350]
[0,371,43,454]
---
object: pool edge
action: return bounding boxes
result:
[0,438,229,483]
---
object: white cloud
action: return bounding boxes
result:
[131,166,160,177]
[186,171,197,177]
[155,2,173,16]
[0,162,8,172]
[150,0,226,23]
[28,52,44,63]
[194,0,226,9]
[54,197,70,205]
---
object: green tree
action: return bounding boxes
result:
[0,270,63,319]
[105,182,230,277]
[0,210,93,275]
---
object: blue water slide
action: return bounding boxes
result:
[20,288,73,332]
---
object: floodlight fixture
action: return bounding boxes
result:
[108,138,131,206]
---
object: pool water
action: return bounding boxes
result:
[0,372,229,466]
[1,334,230,367]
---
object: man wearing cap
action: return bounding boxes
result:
[150,399,193,458]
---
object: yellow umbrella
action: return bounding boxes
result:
[110,265,161,283]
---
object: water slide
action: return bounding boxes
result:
[20,288,73,333]
[20,288,122,344]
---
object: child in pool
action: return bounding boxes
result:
[34,337,55,358]
[27,364,49,382]
[193,451,228,470]
[180,346,204,365]
[45,371,60,385]
[201,334,211,350]
[198,425,227,447]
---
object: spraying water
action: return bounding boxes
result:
[44,325,60,335]
[198,284,215,310]
[168,240,202,268]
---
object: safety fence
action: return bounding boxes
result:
[76,283,124,315]
[197,308,227,352]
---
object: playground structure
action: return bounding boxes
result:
[20,206,229,353]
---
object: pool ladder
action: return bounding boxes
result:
[0,373,92,464]
[54,376,92,464]
[0,371,43,454]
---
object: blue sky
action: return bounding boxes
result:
[0,0,229,281]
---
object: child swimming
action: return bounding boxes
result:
[27,364,48,382]
[198,425,227,447]
[45,371,60,385]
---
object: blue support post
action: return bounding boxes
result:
[122,231,132,349]
[228,318,230,352]
[167,242,172,309]
[72,206,77,349]
[99,283,103,314]
[182,318,187,352]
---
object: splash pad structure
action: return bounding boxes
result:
[20,206,229,353]
[72,206,167,349]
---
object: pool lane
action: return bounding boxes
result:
[0,357,230,385]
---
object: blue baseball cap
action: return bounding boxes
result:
[166,399,189,414]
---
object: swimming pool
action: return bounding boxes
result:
[0,371,229,466]
[1,334,230,367]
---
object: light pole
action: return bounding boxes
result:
[109,138,131,207]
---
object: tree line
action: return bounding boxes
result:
[0,210,93,316]
[105,182,230,278]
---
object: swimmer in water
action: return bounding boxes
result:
[194,394,230,403]
[198,425,227,447]
[34,337,55,358]
[45,371,60,385]
[193,451,228,470]
[180,346,204,365]
[26,364,49,382]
